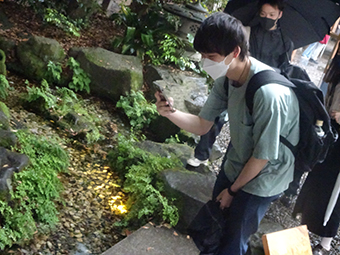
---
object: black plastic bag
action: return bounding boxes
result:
[187,200,227,255]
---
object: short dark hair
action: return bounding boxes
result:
[258,0,286,11]
[194,12,249,61]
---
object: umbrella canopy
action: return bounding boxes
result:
[224,0,340,49]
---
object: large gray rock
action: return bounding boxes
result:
[161,169,216,233]
[16,35,65,80]
[0,147,30,201]
[0,130,17,148]
[144,65,208,142]
[69,47,143,102]
[184,91,208,115]
[137,140,193,166]
[0,36,16,58]
[144,65,207,113]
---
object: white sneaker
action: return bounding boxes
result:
[187,156,208,167]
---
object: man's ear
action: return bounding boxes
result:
[233,46,241,58]
[278,11,282,19]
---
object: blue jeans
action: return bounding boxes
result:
[302,42,317,59]
[195,117,226,160]
[212,170,280,255]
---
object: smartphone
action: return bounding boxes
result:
[153,80,175,112]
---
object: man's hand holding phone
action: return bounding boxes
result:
[154,81,176,116]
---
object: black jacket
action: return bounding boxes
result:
[249,24,294,68]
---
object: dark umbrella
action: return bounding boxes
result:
[224,0,340,49]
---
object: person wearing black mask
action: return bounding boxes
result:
[247,0,294,69]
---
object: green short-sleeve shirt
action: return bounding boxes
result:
[199,57,299,197]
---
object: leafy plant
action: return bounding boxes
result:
[111,5,180,58]
[116,90,158,131]
[67,57,91,94]
[108,134,182,227]
[0,74,10,100]
[45,60,63,84]
[44,8,80,37]
[0,101,10,119]
[165,134,181,144]
[146,33,199,72]
[0,130,69,249]
[17,0,69,15]
[25,80,103,144]
[26,79,58,111]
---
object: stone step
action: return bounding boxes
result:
[101,223,199,255]
[101,217,286,255]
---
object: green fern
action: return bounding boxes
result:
[0,130,69,248]
[26,79,57,110]
[116,90,158,131]
[0,74,10,100]
[46,60,63,84]
[67,57,91,93]
[108,134,181,227]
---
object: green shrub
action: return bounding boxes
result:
[146,33,199,72]
[116,90,158,131]
[111,5,180,58]
[0,74,10,100]
[25,80,103,144]
[45,60,63,84]
[0,101,10,119]
[17,0,69,15]
[108,134,181,227]
[0,130,69,249]
[26,79,58,111]
[18,0,98,34]
[67,57,91,94]
[44,8,80,37]
[112,5,200,72]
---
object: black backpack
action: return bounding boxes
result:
[245,69,338,172]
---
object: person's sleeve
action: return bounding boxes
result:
[251,86,285,160]
[279,39,294,64]
[199,77,228,122]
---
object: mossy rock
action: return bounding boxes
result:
[69,47,143,102]
[16,35,65,80]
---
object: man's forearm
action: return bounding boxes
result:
[229,157,268,193]
[166,110,213,135]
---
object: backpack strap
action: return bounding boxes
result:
[247,70,297,155]
[246,70,295,114]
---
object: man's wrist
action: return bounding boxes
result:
[228,187,237,197]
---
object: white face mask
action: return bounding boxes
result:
[202,56,234,80]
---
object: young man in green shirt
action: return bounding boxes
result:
[155,12,299,255]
